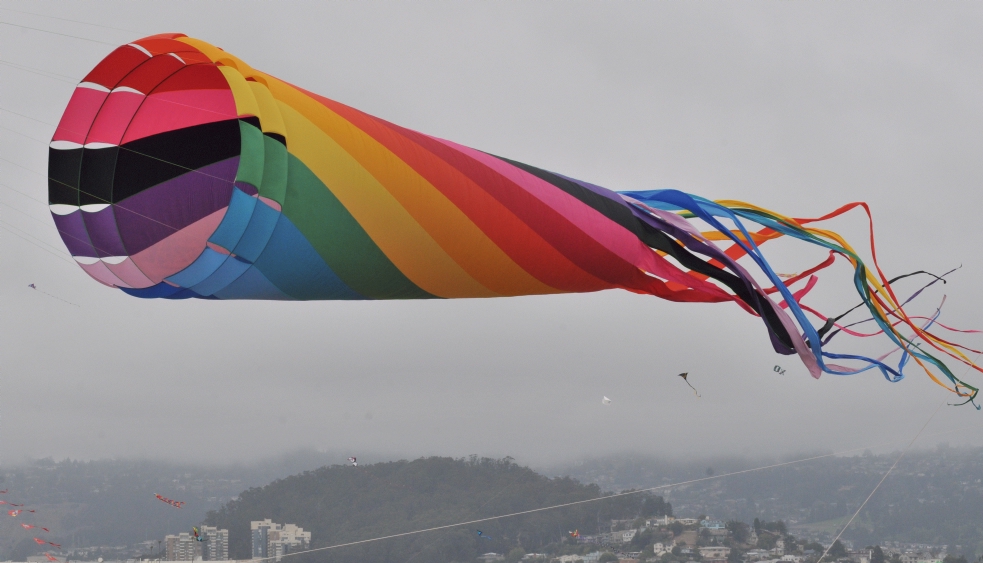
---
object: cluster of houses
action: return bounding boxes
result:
[477,516,751,563]
[474,515,961,563]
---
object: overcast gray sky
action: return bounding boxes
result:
[0,1,980,467]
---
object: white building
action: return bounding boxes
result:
[647,515,676,527]
[166,532,202,561]
[622,529,637,543]
[700,546,732,561]
[251,519,311,562]
[269,523,311,561]
[201,525,230,560]
[162,527,229,561]
[676,518,699,526]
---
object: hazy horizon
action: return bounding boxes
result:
[0,441,975,472]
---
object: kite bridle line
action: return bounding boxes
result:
[0,178,129,264]
[0,5,143,35]
[0,149,190,262]
[0,60,78,84]
[0,20,118,45]
[0,123,54,144]
[2,96,245,277]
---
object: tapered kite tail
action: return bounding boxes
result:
[623,191,980,406]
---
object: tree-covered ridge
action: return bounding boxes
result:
[205,456,672,563]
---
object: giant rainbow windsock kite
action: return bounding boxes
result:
[48,34,979,401]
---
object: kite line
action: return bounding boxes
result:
[816,350,983,563]
[0,60,78,83]
[816,402,943,563]
[0,19,117,45]
[27,283,80,307]
[244,424,973,563]
[0,5,142,35]
[0,224,77,265]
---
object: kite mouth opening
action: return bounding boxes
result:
[45,37,273,291]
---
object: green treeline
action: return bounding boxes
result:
[205,456,671,563]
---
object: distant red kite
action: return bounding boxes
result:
[154,494,185,508]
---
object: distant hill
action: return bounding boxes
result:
[0,451,346,561]
[545,446,983,554]
[205,456,672,563]
[10,447,980,562]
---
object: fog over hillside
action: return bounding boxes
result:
[2,446,981,560]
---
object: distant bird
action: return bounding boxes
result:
[602,396,611,405]
[476,530,491,539]
[348,457,357,467]
[677,373,701,397]
[28,284,36,289]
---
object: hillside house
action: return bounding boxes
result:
[676,518,699,526]
[648,516,675,527]
[700,546,732,562]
